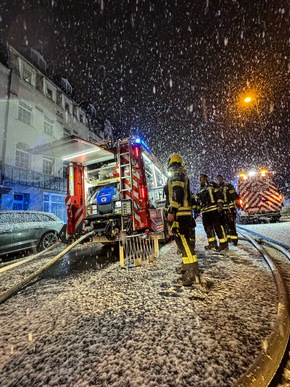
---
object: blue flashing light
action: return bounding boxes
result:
[133,137,151,153]
[132,135,151,153]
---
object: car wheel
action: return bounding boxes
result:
[38,231,58,251]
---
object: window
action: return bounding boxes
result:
[45,81,56,101]
[73,106,79,119]
[44,117,54,136]
[62,161,69,178]
[15,142,30,169]
[56,91,62,106]
[43,192,66,221]
[154,166,166,186]
[30,48,47,71]
[12,193,30,210]
[18,101,32,125]
[43,158,54,175]
[36,213,55,222]
[23,66,34,85]
[65,101,71,114]
[23,213,39,222]
[61,77,73,95]
[142,153,155,187]
[47,88,53,100]
[63,128,71,137]
[18,58,35,86]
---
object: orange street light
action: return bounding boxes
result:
[241,94,260,116]
[243,96,252,103]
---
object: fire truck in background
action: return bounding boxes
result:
[233,168,283,224]
[31,135,169,244]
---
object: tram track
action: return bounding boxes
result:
[234,227,290,387]
[237,225,290,253]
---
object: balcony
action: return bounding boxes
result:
[1,164,66,193]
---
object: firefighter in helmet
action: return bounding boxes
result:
[195,173,228,251]
[217,174,240,246]
[164,153,200,286]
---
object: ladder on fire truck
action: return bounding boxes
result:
[117,138,135,233]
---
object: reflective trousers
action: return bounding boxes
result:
[171,215,197,264]
[202,210,228,247]
[223,208,238,243]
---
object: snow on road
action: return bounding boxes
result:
[237,220,290,247]
[0,227,280,387]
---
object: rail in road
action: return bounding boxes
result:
[0,229,289,386]
[234,228,290,386]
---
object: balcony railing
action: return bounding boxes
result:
[1,164,66,193]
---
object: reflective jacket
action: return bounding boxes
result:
[164,168,192,217]
[218,182,240,210]
[196,181,223,213]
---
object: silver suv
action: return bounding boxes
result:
[0,211,65,256]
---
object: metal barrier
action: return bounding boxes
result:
[119,232,159,268]
[2,164,66,192]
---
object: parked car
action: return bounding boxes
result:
[0,210,65,256]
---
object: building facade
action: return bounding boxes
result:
[0,45,104,221]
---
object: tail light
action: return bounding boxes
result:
[139,185,147,200]
[133,145,140,159]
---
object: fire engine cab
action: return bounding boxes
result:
[31,135,169,244]
[234,169,283,223]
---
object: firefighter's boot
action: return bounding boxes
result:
[204,242,217,251]
[232,237,238,246]
[177,262,200,286]
[175,262,186,275]
[215,242,229,252]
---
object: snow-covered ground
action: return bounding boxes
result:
[237,221,290,247]
[0,224,285,387]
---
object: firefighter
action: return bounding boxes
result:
[195,173,228,251]
[164,153,200,286]
[175,191,197,275]
[217,174,240,246]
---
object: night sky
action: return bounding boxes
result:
[0,0,289,190]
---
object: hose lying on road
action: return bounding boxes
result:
[0,232,94,305]
[0,241,62,274]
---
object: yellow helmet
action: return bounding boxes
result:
[167,153,184,169]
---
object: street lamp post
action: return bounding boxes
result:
[243,96,270,166]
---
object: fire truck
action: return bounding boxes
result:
[234,169,283,224]
[31,135,170,244]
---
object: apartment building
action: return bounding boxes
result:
[0,44,104,220]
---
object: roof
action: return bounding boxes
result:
[29,135,115,166]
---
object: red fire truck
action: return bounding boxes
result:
[31,135,170,244]
[234,169,283,223]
